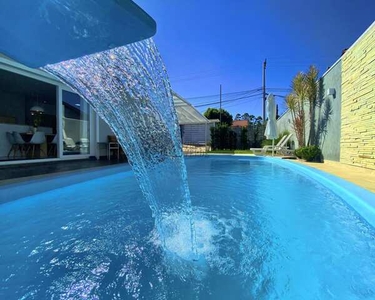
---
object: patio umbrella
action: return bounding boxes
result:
[264,94,278,156]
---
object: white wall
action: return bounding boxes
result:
[98,117,114,143]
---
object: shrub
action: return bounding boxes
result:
[210,124,237,150]
[240,127,249,150]
[295,145,322,162]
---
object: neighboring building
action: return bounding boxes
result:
[277,21,375,169]
[173,92,218,145]
[231,120,249,128]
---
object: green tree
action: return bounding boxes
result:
[241,113,250,121]
[252,116,263,147]
[240,127,249,149]
[234,113,242,121]
[285,65,319,147]
[210,123,237,150]
[204,108,233,126]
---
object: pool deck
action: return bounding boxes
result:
[294,159,375,194]
[0,159,127,185]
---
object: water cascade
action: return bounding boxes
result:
[43,39,197,258]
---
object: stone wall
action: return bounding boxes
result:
[340,23,375,169]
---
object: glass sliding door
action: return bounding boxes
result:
[62,90,90,155]
[0,68,57,161]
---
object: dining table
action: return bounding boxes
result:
[20,132,55,158]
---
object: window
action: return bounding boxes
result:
[0,68,57,161]
[62,91,90,155]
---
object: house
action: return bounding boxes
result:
[277,21,375,169]
[0,54,212,165]
[173,92,218,145]
[231,120,249,128]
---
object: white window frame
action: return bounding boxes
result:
[0,56,97,165]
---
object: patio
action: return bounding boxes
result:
[0,159,126,184]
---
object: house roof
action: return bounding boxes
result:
[173,92,219,125]
[232,120,249,127]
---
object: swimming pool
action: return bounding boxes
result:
[1,156,375,299]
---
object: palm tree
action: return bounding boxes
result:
[305,65,319,146]
[287,72,307,147]
[285,66,320,148]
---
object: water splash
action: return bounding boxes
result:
[42,39,196,256]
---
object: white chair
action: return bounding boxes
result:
[28,131,46,158]
[12,132,27,158]
[251,133,293,156]
[6,132,18,158]
[48,134,58,157]
[62,127,77,151]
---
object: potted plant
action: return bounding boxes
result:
[32,113,42,132]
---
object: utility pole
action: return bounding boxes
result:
[262,59,267,123]
[219,84,222,123]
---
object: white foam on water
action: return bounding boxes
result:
[154,211,219,261]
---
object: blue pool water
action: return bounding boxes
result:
[1,156,375,299]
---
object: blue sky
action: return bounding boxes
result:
[135,0,374,117]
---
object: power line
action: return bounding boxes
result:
[192,89,262,106]
[224,96,263,109]
[191,90,262,106]
[267,87,291,91]
[186,88,262,101]
[195,92,263,108]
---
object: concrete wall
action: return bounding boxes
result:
[277,110,297,148]
[340,23,375,169]
[276,60,342,161]
[314,60,342,161]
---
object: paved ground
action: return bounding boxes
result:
[295,159,375,194]
[0,159,127,184]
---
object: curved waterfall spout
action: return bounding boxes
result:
[43,39,196,256]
